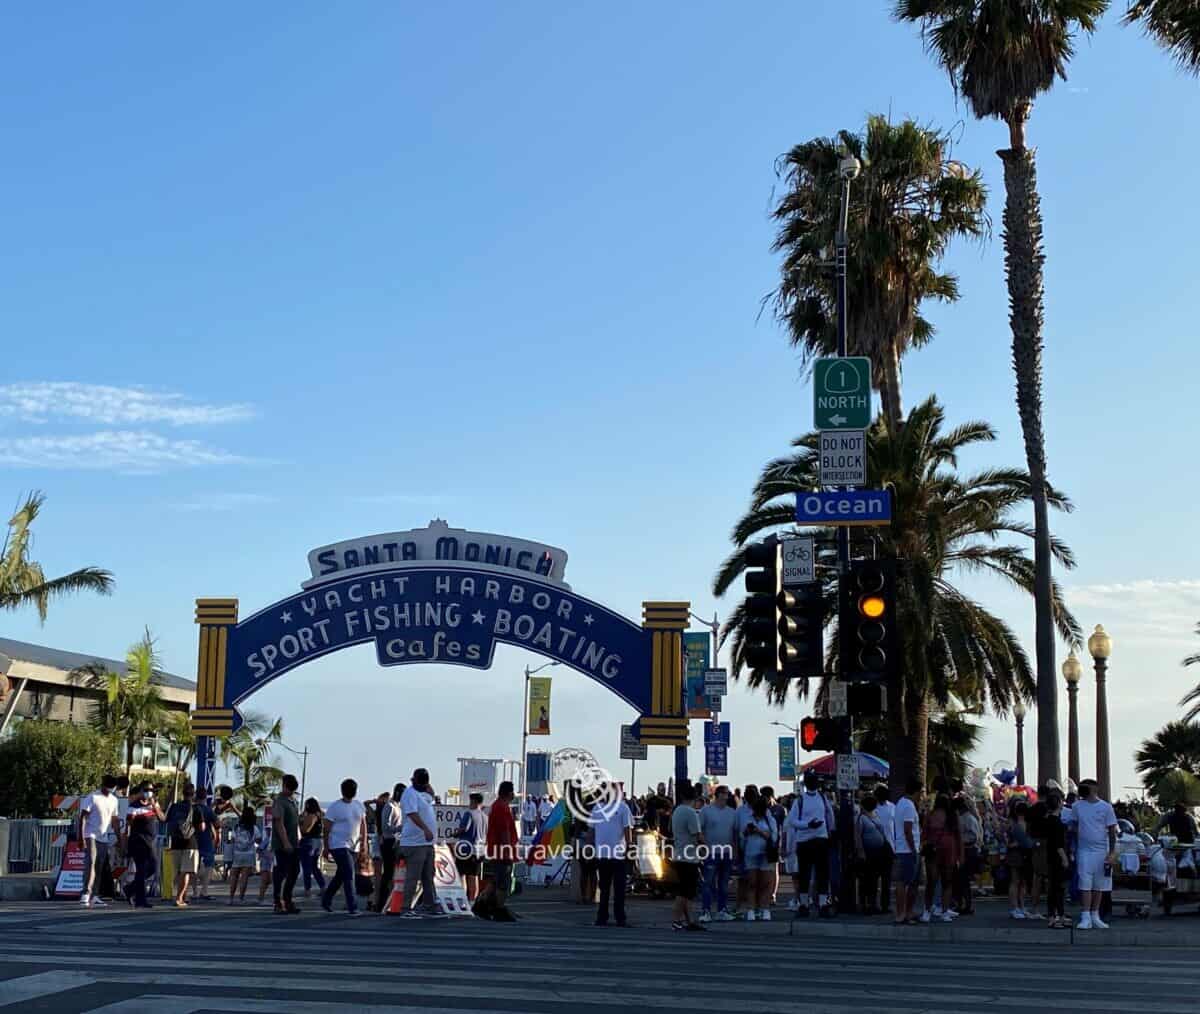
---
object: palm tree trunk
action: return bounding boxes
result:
[908,690,929,790]
[880,338,904,437]
[125,737,134,778]
[999,114,1060,786]
[886,684,910,798]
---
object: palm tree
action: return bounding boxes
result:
[218,711,285,807]
[1180,623,1200,721]
[0,491,112,618]
[164,710,196,800]
[1136,720,1200,803]
[770,115,988,435]
[713,396,1080,789]
[73,629,168,776]
[1124,1,1200,74]
[893,0,1107,786]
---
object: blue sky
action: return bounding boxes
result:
[2,3,1197,800]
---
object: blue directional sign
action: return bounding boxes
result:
[704,720,730,747]
[795,490,891,527]
[705,743,728,777]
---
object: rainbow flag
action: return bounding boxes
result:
[530,799,571,865]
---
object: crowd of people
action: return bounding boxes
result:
[73,764,1130,932]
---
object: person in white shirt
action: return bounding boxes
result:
[891,777,924,924]
[538,795,555,823]
[873,784,896,916]
[786,772,836,918]
[398,767,442,919]
[591,788,633,927]
[521,795,538,836]
[78,775,121,908]
[321,778,367,916]
[1069,778,1119,930]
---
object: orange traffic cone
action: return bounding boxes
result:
[385,859,408,914]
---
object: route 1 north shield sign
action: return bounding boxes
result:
[813,357,871,430]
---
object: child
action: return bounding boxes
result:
[228,806,261,905]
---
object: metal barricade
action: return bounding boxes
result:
[3,818,72,874]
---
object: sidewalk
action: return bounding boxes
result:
[511,885,1200,948]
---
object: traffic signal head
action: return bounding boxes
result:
[799,715,842,752]
[839,559,898,683]
[743,538,826,678]
[743,539,782,673]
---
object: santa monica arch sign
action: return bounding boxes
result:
[190,521,690,787]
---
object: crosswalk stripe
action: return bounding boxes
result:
[0,967,1194,1014]
[86,997,537,1014]
[1,947,1195,992]
[0,970,93,1006]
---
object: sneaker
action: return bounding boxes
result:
[348,910,362,918]
[939,912,954,923]
[944,909,959,919]
[321,902,333,914]
[672,921,686,931]
[698,911,712,923]
[716,910,734,922]
[79,894,91,907]
[931,905,943,917]
[744,909,756,921]
[919,910,932,923]
[685,921,707,932]
[400,910,425,920]
[1027,910,1045,921]
[786,897,798,910]
[1010,908,1026,920]
[1076,914,1093,930]
[1092,914,1110,930]
[759,909,772,922]
[91,897,109,908]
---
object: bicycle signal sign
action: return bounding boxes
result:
[780,536,815,587]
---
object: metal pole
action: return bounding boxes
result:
[520,665,530,797]
[1095,657,1111,801]
[1015,716,1026,786]
[1067,684,1080,787]
[300,747,308,805]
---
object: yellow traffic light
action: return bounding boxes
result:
[859,594,886,619]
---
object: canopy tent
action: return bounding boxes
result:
[799,752,889,779]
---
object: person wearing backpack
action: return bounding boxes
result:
[164,783,205,909]
[854,794,892,915]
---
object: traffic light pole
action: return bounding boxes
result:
[834,159,856,915]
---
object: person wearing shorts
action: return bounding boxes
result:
[670,783,705,931]
[228,806,261,904]
[1069,780,1118,931]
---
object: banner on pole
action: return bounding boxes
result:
[778,736,796,780]
[686,672,711,719]
[528,676,552,735]
[683,632,710,707]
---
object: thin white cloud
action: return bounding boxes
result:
[172,492,277,512]
[0,382,253,427]
[1066,579,1200,649]
[0,431,256,473]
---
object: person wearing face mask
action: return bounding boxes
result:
[786,771,835,918]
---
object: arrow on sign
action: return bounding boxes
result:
[829,414,848,426]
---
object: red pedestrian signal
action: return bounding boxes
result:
[799,716,840,752]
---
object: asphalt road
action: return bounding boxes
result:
[3,896,1200,1013]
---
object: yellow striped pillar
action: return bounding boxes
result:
[192,598,238,792]
[638,601,690,746]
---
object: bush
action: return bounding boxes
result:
[0,721,119,817]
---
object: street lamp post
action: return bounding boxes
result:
[1013,699,1027,787]
[521,661,558,797]
[1088,625,1113,801]
[1062,650,1083,787]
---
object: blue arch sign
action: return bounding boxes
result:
[190,522,690,788]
